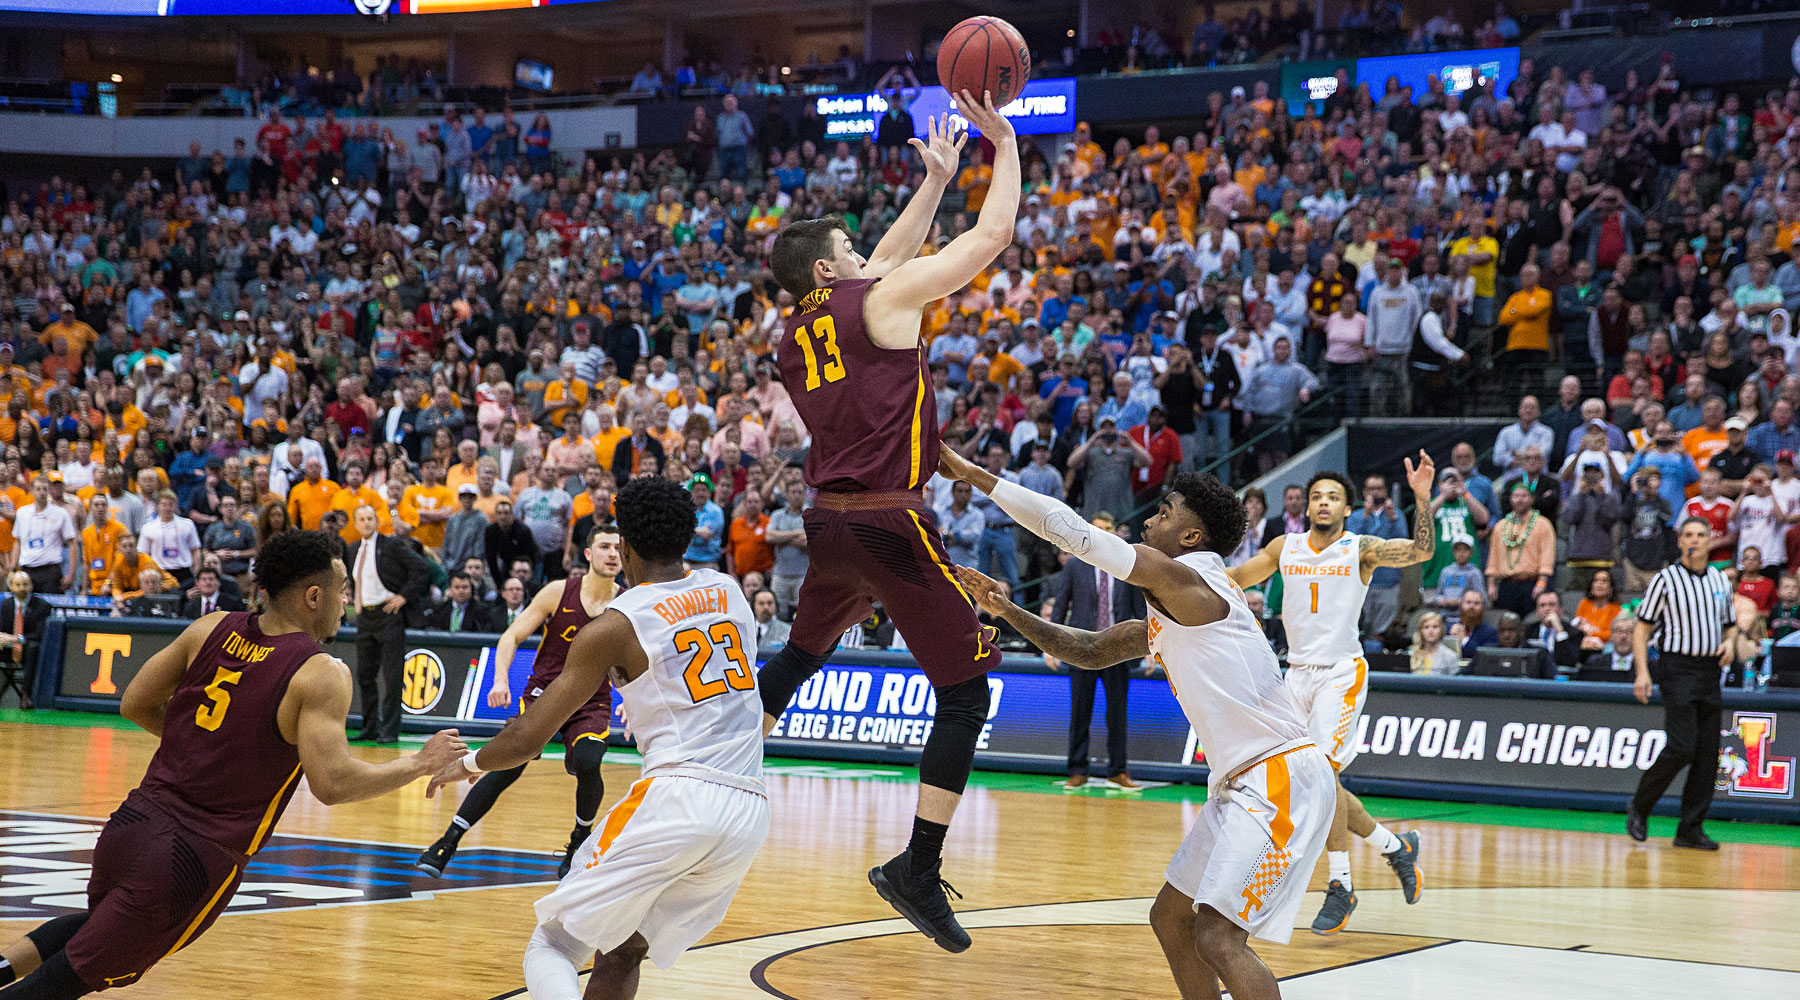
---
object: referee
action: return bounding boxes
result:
[1628,516,1732,850]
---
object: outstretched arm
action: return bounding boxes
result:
[1361,450,1438,570]
[863,92,1020,344]
[865,114,963,276]
[292,654,467,805]
[956,565,1149,670]
[1227,535,1282,588]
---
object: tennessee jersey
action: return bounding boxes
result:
[1276,532,1369,665]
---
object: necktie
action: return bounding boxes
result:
[12,604,21,663]
[451,604,463,631]
[203,597,213,615]
[357,542,372,610]
[1097,568,1113,632]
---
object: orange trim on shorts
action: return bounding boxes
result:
[908,511,976,608]
[1330,658,1367,763]
[1264,752,1295,849]
[1224,740,1316,784]
[161,863,239,961]
[590,777,654,865]
[247,764,302,855]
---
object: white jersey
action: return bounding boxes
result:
[1276,531,1369,665]
[1148,550,1311,782]
[606,569,764,783]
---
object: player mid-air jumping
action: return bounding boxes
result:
[755,93,1019,952]
[418,524,623,880]
[938,444,1333,1000]
[1227,457,1435,933]
[0,530,466,999]
[429,478,768,1000]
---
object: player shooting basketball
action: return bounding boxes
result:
[756,91,1018,952]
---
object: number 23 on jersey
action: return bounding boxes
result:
[676,622,755,703]
[793,315,848,391]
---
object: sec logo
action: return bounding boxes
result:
[400,649,445,714]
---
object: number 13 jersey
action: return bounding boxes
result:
[1276,532,1369,666]
[607,570,764,781]
[778,277,939,493]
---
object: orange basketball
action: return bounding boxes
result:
[936,15,1031,109]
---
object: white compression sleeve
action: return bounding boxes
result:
[523,923,586,1000]
[987,478,1138,579]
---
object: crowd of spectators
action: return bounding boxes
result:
[7,16,1800,697]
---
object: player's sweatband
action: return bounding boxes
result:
[462,750,485,776]
[988,478,1138,580]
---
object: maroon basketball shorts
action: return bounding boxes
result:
[64,795,247,991]
[521,679,613,747]
[788,497,999,687]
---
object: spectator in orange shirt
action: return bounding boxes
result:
[79,493,128,595]
[286,456,341,530]
[327,463,390,544]
[108,533,177,601]
[725,488,774,578]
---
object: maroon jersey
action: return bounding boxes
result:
[526,577,601,693]
[778,277,938,492]
[135,612,319,856]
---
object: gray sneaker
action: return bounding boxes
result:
[1310,879,1357,935]
[1385,830,1423,904]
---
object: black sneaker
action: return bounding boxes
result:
[867,851,971,953]
[1384,830,1424,904]
[416,833,460,877]
[557,824,593,880]
[1310,879,1357,935]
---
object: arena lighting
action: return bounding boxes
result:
[109,73,122,83]
[781,66,792,75]
[1066,29,1075,37]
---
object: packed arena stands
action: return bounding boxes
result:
[3,0,1799,699]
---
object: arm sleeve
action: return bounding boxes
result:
[988,478,1139,579]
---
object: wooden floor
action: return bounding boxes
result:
[2,719,1797,999]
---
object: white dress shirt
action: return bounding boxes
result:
[354,538,397,609]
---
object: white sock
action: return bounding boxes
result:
[524,923,586,1000]
[1366,823,1404,855]
[1328,850,1351,890]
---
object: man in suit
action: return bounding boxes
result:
[0,570,52,710]
[346,504,430,743]
[427,572,499,633]
[1043,514,1148,789]
[485,419,530,486]
[609,411,666,482]
[1265,483,1306,540]
[1527,590,1588,668]
[496,576,529,627]
[1490,611,1559,679]
[751,588,790,648]
[179,566,245,619]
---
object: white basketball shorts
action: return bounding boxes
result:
[1284,656,1369,770]
[533,774,771,969]
[1165,742,1335,944]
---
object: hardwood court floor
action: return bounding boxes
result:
[1,713,1797,999]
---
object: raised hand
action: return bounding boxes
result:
[938,441,981,483]
[909,113,968,183]
[1404,449,1435,498]
[954,89,1015,142]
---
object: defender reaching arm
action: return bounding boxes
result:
[432,609,646,794]
[956,564,1149,670]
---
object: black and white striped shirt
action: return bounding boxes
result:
[1638,562,1733,657]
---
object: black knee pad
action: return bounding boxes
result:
[757,643,834,719]
[563,736,608,777]
[25,913,88,958]
[918,677,991,795]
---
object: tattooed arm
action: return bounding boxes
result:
[1361,450,1438,572]
[955,565,1150,670]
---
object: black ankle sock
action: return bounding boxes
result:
[907,817,948,874]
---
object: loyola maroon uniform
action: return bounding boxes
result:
[64,613,319,991]
[777,278,998,684]
[520,576,611,746]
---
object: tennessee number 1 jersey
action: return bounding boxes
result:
[1276,532,1369,665]
[777,277,937,492]
[607,570,764,781]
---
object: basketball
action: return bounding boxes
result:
[937,15,1031,109]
